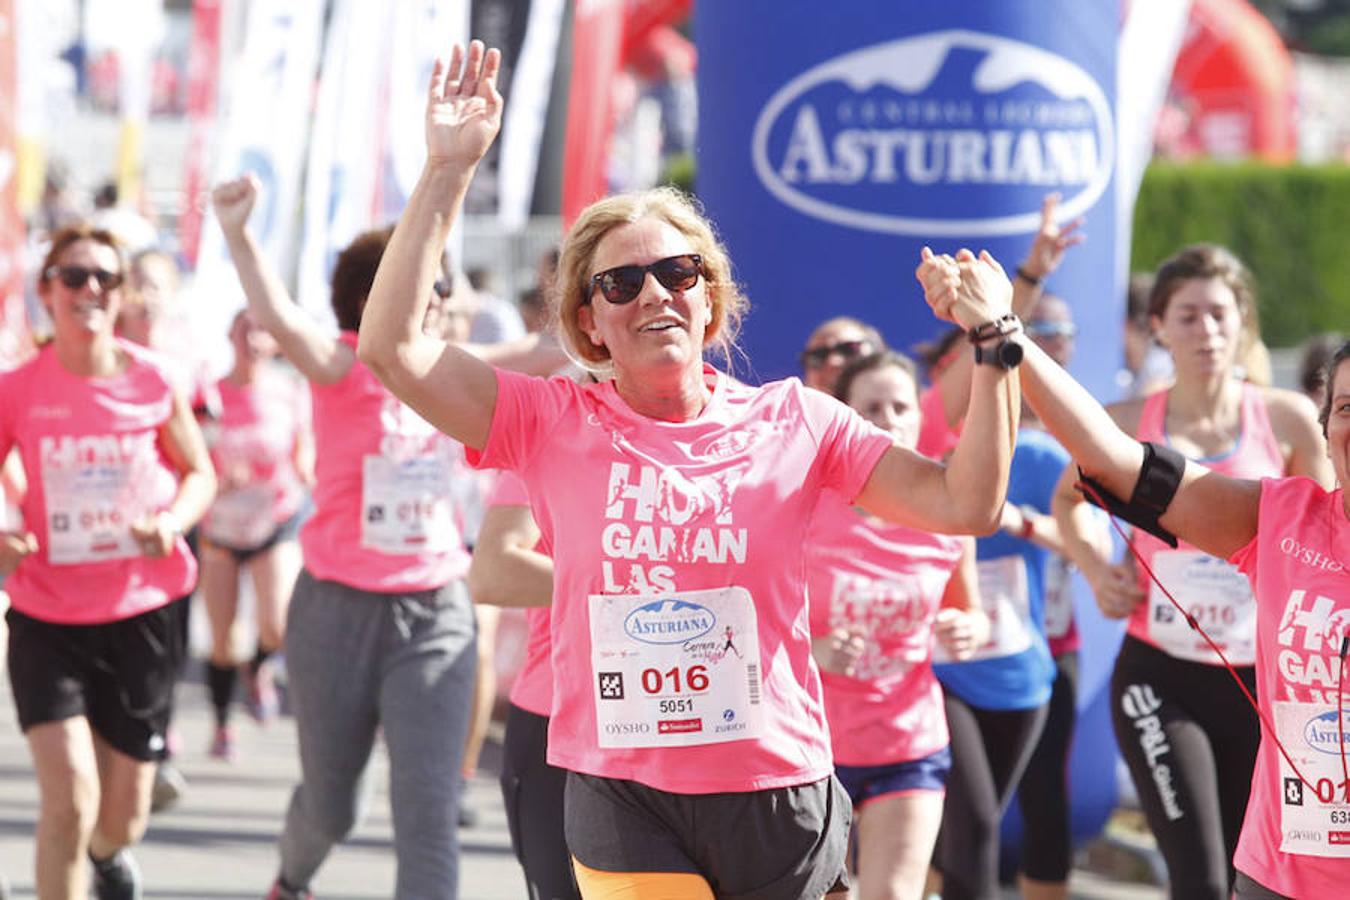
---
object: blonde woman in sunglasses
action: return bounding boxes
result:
[360,41,1022,899]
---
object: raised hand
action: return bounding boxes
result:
[426,40,504,169]
[1021,193,1085,280]
[212,175,260,236]
[917,247,1013,330]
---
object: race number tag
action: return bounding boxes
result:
[934,554,1033,663]
[1043,557,1074,640]
[589,586,764,748]
[41,460,147,564]
[204,484,276,549]
[1147,550,1255,665]
[360,454,456,555]
[1275,701,1350,858]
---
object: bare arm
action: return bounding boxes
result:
[1267,388,1335,487]
[1017,334,1261,560]
[131,390,219,557]
[467,504,554,607]
[858,249,1019,534]
[1050,460,1143,619]
[358,43,505,450]
[934,539,990,659]
[212,177,353,385]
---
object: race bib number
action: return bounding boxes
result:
[360,454,456,555]
[41,460,148,565]
[934,555,1033,663]
[204,484,277,549]
[589,586,764,749]
[1275,701,1350,858]
[1147,550,1255,665]
[1043,557,1074,641]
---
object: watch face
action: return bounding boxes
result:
[976,340,1023,368]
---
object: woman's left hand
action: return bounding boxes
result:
[130,510,181,558]
[916,248,1013,330]
[935,607,989,660]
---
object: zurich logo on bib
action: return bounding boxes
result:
[751,30,1114,237]
[624,598,718,646]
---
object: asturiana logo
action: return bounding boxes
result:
[752,30,1114,236]
[624,598,717,645]
[1303,710,1350,755]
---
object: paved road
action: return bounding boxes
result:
[0,658,1163,900]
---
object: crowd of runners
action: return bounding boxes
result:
[0,39,1347,900]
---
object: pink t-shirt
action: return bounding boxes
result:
[203,368,309,549]
[806,490,964,766]
[1231,477,1350,898]
[1127,384,1285,663]
[301,332,470,592]
[0,341,197,623]
[487,471,555,717]
[917,383,961,461]
[468,365,894,793]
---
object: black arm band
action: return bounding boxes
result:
[1077,442,1186,548]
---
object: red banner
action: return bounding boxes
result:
[178,0,223,267]
[0,0,31,369]
[562,0,626,226]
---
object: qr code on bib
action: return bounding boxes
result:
[598,672,624,700]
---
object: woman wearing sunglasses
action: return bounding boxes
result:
[799,317,885,394]
[925,252,1350,900]
[0,225,216,899]
[1050,245,1331,900]
[359,41,1019,899]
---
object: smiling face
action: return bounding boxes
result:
[846,362,921,449]
[576,217,711,381]
[40,238,124,344]
[1152,277,1244,380]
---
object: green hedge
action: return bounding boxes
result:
[1131,161,1350,347]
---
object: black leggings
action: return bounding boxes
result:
[1111,636,1259,900]
[1017,651,1079,883]
[499,704,579,900]
[935,691,1048,900]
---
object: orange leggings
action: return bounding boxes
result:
[571,857,715,900]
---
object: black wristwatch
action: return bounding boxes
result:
[973,339,1023,369]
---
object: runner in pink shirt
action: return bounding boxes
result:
[1052,246,1331,900]
[925,250,1350,900]
[0,225,216,900]
[358,41,1020,900]
[468,470,577,899]
[806,350,987,900]
[200,310,313,760]
[212,173,564,900]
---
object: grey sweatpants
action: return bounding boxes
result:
[278,570,477,899]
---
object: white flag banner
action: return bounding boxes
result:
[295,0,393,330]
[1115,0,1192,301]
[496,0,564,229]
[193,0,324,361]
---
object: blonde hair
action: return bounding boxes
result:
[554,187,747,369]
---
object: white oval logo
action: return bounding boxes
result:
[751,30,1115,237]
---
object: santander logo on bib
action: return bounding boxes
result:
[624,598,717,646]
[751,30,1114,236]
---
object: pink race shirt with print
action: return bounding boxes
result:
[0,342,196,623]
[301,332,469,592]
[1230,477,1350,898]
[487,471,555,717]
[468,366,893,794]
[203,368,309,550]
[806,490,964,766]
[1127,384,1284,665]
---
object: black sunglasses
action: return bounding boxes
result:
[587,254,704,305]
[433,277,454,300]
[800,339,871,369]
[45,265,124,291]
